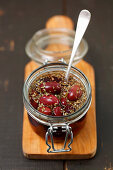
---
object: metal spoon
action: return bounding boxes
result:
[65,10,91,81]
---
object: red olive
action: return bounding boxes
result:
[67,85,82,101]
[39,95,59,106]
[65,105,73,113]
[60,97,67,106]
[53,106,63,116]
[40,81,61,94]
[38,106,52,115]
[30,98,38,109]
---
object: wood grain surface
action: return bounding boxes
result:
[22,15,97,159]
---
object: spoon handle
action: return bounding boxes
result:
[65,10,91,81]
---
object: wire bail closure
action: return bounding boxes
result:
[45,124,73,153]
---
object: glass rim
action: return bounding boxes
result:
[32,28,78,54]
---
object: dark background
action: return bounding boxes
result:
[0,0,113,169]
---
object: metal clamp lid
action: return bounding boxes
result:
[45,124,73,153]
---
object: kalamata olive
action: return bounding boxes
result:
[39,95,59,106]
[61,97,67,106]
[67,85,82,101]
[65,105,73,113]
[30,98,38,109]
[40,81,61,94]
[38,106,52,115]
[53,106,63,116]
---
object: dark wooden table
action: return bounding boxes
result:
[0,0,113,169]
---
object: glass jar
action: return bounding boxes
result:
[25,28,88,65]
[23,62,91,153]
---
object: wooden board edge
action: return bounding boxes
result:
[22,150,97,160]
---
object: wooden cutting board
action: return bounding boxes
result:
[22,15,97,159]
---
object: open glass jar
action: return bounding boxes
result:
[25,28,88,65]
[23,62,91,153]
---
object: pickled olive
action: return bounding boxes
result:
[67,85,82,101]
[60,97,67,106]
[53,106,63,116]
[40,81,61,94]
[30,98,38,109]
[39,95,59,106]
[38,106,52,115]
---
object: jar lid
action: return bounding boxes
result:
[25,28,88,65]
